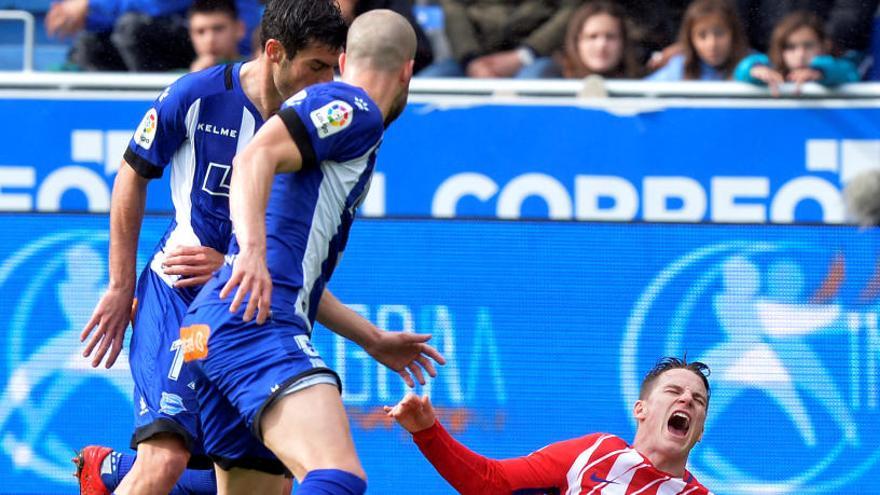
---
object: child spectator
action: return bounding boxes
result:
[554,1,642,79]
[734,11,859,94]
[737,0,879,55]
[189,0,246,72]
[647,0,749,81]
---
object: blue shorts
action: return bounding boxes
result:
[181,301,341,474]
[129,268,205,458]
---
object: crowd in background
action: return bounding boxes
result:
[41,0,880,90]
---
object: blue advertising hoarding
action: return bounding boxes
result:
[0,214,877,493]
[0,94,879,222]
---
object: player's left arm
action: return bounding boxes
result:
[317,289,445,387]
[387,394,581,494]
[221,116,303,323]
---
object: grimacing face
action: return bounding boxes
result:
[634,368,708,459]
[272,43,341,100]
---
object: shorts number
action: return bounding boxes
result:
[168,339,184,381]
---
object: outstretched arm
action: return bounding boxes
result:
[81,162,147,368]
[317,290,445,387]
[221,116,303,324]
[386,395,577,494]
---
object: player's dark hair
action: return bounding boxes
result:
[260,0,347,60]
[189,0,238,19]
[639,356,711,403]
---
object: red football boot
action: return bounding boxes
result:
[72,445,113,495]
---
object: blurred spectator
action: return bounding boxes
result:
[420,0,580,78]
[47,0,193,71]
[337,0,434,73]
[736,0,879,55]
[189,0,246,72]
[647,0,749,81]
[551,1,642,78]
[46,0,262,71]
[613,0,689,65]
[735,11,859,94]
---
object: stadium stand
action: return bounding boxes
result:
[0,1,68,70]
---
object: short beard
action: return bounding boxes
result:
[383,87,409,128]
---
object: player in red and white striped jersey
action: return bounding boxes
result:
[385,357,713,495]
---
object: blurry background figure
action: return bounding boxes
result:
[736,0,879,57]
[735,11,859,94]
[647,0,749,81]
[45,0,262,72]
[419,0,579,78]
[844,168,880,226]
[46,0,194,71]
[337,0,434,73]
[189,0,246,72]
[553,1,643,79]
[614,0,689,68]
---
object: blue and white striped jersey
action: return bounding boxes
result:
[124,62,265,303]
[192,81,384,329]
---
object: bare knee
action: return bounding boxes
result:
[134,435,190,482]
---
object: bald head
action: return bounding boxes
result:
[845,169,880,226]
[345,9,416,72]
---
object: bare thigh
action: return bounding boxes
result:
[214,465,287,495]
[259,383,365,482]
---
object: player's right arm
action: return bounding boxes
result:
[80,162,148,368]
[386,394,582,494]
[81,79,193,367]
[221,115,304,324]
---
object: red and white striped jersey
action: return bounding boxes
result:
[413,422,712,495]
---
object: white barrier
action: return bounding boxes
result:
[0,71,879,98]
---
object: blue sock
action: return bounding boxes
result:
[101,451,134,491]
[103,452,215,495]
[298,469,366,495]
[169,468,217,495]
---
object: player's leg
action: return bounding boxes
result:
[115,270,206,495]
[185,303,364,494]
[260,384,367,494]
[74,447,217,495]
[114,434,189,495]
[186,319,291,495]
[214,466,290,495]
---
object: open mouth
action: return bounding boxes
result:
[667,411,691,438]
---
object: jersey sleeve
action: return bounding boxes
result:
[123,79,193,179]
[412,420,597,494]
[276,88,382,169]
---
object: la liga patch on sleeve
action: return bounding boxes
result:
[135,108,158,150]
[310,100,353,139]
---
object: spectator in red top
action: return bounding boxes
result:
[386,357,714,495]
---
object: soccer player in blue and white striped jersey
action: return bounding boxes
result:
[77,2,346,494]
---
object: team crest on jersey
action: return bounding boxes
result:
[310,100,353,139]
[135,108,158,150]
